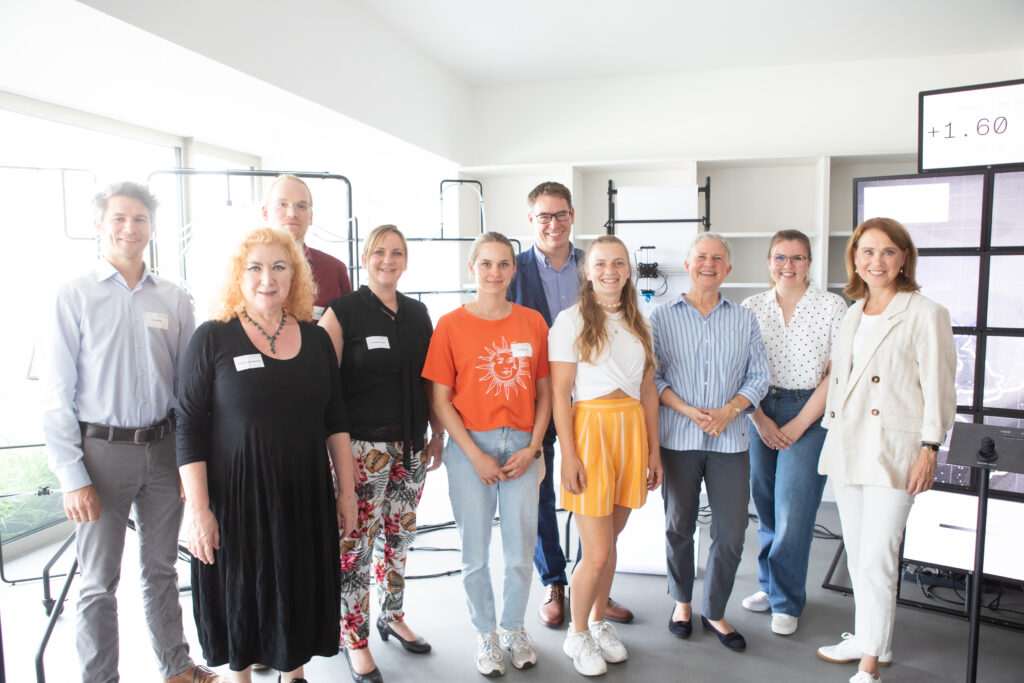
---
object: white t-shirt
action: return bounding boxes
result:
[851,311,880,367]
[741,285,847,390]
[548,304,647,401]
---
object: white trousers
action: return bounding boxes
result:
[833,481,915,658]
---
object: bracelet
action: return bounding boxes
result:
[729,401,742,415]
[431,432,445,440]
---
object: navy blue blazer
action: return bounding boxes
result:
[508,246,585,327]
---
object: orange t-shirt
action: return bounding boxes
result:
[422,304,550,433]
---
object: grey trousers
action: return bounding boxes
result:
[662,448,750,620]
[75,432,193,682]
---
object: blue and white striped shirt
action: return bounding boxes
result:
[651,294,770,452]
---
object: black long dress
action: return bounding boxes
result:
[176,318,346,671]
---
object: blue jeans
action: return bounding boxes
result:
[748,387,827,617]
[444,427,541,634]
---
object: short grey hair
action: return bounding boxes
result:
[686,231,732,262]
[94,181,159,223]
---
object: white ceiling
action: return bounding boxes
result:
[354,0,1024,86]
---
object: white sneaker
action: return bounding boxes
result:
[562,628,607,676]
[850,672,880,682]
[498,627,537,670]
[771,613,798,635]
[588,620,627,663]
[476,631,505,677]
[817,633,893,666]
[741,590,770,612]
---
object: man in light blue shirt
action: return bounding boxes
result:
[41,182,217,682]
[650,233,769,651]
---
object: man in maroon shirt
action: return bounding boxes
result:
[262,174,351,319]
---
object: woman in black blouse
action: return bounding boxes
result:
[320,224,443,683]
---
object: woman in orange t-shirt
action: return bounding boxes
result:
[422,232,552,677]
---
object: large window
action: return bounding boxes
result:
[857,168,1024,498]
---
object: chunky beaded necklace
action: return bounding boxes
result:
[242,308,287,354]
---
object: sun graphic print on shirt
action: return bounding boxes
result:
[475,337,532,399]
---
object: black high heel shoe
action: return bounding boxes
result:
[343,647,384,683]
[376,615,431,654]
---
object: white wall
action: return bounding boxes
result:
[469,51,1024,166]
[77,0,473,162]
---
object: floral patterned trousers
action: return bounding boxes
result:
[340,439,427,649]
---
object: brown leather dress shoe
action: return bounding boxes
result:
[165,664,226,683]
[604,597,634,623]
[538,583,565,627]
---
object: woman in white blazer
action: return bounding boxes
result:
[816,218,956,683]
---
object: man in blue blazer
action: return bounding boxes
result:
[508,181,633,627]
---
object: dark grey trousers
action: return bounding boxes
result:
[75,432,193,682]
[662,448,750,620]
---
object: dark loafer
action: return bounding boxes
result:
[701,616,746,652]
[377,615,431,654]
[668,608,692,639]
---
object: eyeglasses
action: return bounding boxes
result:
[533,210,571,225]
[772,255,808,265]
[272,200,311,213]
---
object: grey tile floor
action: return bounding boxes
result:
[3,504,1022,683]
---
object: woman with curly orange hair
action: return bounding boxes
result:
[177,227,358,682]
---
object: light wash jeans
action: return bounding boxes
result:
[748,387,828,617]
[444,427,541,634]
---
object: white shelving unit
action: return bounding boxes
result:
[456,153,918,303]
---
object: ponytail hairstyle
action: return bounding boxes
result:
[576,235,656,374]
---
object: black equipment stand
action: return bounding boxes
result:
[946,422,1024,683]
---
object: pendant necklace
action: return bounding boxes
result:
[242,308,287,354]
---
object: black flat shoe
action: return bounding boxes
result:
[668,608,692,639]
[701,615,746,652]
[276,676,308,683]
[343,647,384,683]
[377,615,431,654]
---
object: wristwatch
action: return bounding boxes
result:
[531,444,543,459]
[921,441,940,452]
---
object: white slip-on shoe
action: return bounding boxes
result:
[771,613,798,635]
[849,671,880,682]
[588,620,627,663]
[498,627,537,670]
[562,628,607,676]
[817,633,893,666]
[741,590,770,612]
[476,631,505,677]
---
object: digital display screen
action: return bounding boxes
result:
[919,79,1024,172]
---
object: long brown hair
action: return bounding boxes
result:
[576,235,655,373]
[844,217,920,301]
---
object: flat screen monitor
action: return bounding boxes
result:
[919,78,1024,173]
[903,489,1024,583]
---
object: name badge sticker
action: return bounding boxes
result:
[233,354,265,371]
[366,336,391,350]
[511,342,532,358]
[144,312,169,329]
[312,305,326,321]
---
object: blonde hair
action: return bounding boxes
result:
[262,173,312,208]
[576,235,655,373]
[363,224,409,261]
[210,228,316,322]
[844,217,920,301]
[468,231,515,264]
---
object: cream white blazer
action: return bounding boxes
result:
[819,291,956,489]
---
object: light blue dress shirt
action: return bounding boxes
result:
[533,245,579,322]
[651,293,770,453]
[41,260,195,491]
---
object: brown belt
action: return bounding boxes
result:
[80,411,176,444]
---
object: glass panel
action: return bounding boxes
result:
[983,416,1024,496]
[934,413,973,488]
[991,171,1024,248]
[954,335,976,407]
[983,337,1024,411]
[0,445,64,544]
[988,255,1024,329]
[917,255,978,327]
[857,174,984,248]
